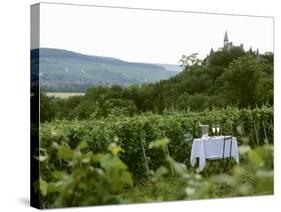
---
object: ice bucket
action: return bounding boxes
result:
[200,125,209,137]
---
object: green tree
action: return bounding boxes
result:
[223,55,262,107]
[40,90,57,122]
[179,53,202,69]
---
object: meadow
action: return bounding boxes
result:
[47,92,84,99]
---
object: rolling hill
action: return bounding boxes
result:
[31,48,180,92]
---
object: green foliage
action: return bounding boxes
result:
[119,176,186,202]
[179,53,202,67]
[37,48,273,208]
[40,49,273,122]
[38,109,273,207]
[120,140,273,203]
[41,106,273,181]
[148,138,170,151]
[40,90,57,122]
[223,55,271,107]
[185,144,274,199]
[38,139,133,208]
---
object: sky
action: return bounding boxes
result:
[39,3,274,64]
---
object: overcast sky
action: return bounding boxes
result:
[39,3,274,64]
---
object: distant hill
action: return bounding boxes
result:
[155,63,182,72]
[31,48,179,92]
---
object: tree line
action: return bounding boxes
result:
[40,47,273,122]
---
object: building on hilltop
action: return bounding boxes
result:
[205,31,260,65]
[207,31,244,58]
[223,31,244,51]
[223,31,233,50]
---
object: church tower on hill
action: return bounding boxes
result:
[224,31,228,47]
[223,31,233,51]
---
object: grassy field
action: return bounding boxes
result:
[47,92,84,98]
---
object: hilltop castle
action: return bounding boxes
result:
[223,31,244,51]
[205,31,261,64]
[208,31,260,57]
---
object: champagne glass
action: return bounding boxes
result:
[216,124,220,135]
[212,125,216,136]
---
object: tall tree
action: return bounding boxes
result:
[223,55,262,107]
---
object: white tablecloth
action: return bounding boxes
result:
[190,136,239,171]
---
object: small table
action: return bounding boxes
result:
[190,136,239,171]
